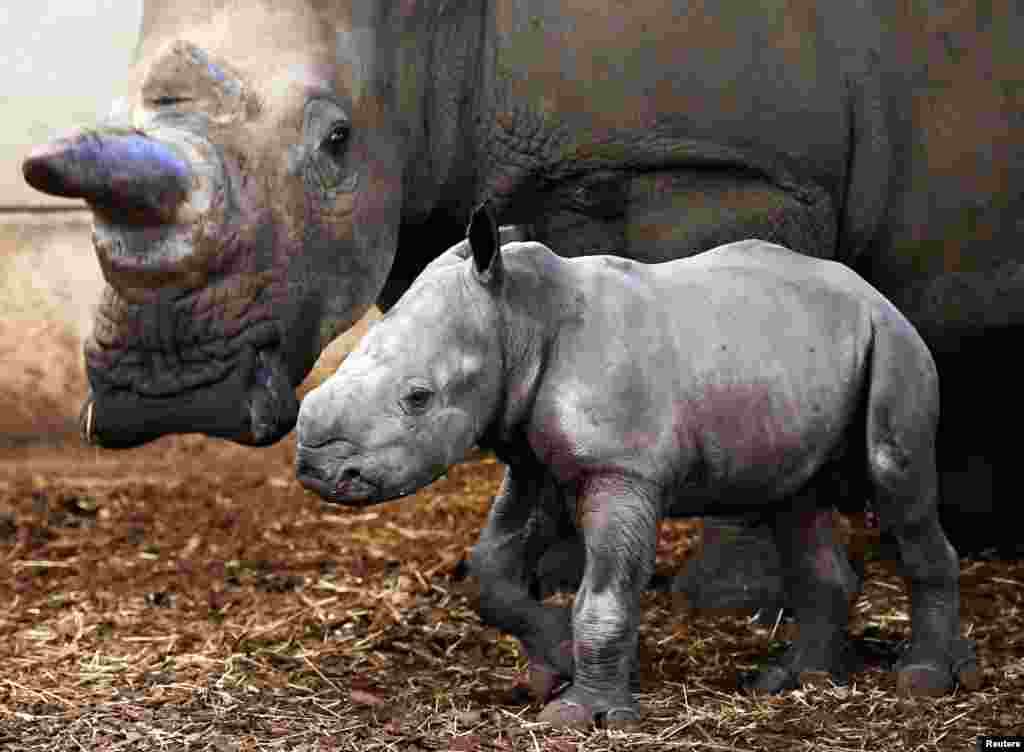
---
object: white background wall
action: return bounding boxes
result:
[0,0,144,206]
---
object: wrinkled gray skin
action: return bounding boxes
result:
[20,2,1022,606]
[296,205,975,727]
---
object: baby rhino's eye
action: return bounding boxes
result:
[400,387,434,415]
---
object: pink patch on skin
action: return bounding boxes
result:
[492,172,519,197]
[800,508,833,542]
[813,540,840,582]
[508,380,531,408]
[672,382,803,474]
[530,414,582,482]
[794,508,841,584]
[636,98,660,131]
[653,173,675,195]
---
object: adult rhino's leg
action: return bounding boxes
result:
[469,463,575,702]
[534,534,587,599]
[744,495,859,694]
[672,516,786,618]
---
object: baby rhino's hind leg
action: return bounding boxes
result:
[745,484,858,694]
[866,317,978,694]
[868,439,969,695]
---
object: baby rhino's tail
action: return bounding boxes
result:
[863,301,941,529]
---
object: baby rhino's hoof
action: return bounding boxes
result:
[896,638,980,697]
[896,664,953,697]
[537,690,641,729]
[537,699,592,729]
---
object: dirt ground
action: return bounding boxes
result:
[1,432,1022,752]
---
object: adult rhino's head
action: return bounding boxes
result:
[295,203,505,505]
[22,0,473,447]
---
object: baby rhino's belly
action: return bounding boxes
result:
[663,378,856,513]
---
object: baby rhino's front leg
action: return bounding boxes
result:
[538,474,660,729]
[469,464,576,701]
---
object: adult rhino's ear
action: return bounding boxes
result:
[468,201,502,288]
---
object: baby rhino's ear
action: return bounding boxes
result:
[468,200,503,288]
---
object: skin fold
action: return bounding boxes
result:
[295,205,978,728]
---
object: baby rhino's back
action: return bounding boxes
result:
[534,242,877,503]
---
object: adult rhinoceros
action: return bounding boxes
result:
[22,1,1023,579]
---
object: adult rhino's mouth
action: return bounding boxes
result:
[82,344,298,448]
[80,286,299,448]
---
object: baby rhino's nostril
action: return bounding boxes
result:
[341,467,361,481]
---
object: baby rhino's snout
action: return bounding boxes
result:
[294,439,364,485]
[296,382,350,449]
[295,379,384,503]
[296,384,367,496]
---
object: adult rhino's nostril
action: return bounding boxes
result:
[341,467,361,481]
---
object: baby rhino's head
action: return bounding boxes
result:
[295,203,507,505]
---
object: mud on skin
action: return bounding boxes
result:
[295,204,979,728]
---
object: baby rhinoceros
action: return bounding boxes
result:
[296,203,972,728]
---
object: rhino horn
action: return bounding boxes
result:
[22,129,191,225]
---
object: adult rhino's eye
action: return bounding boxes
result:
[321,122,351,161]
[401,387,434,415]
[148,96,192,108]
[304,103,356,194]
